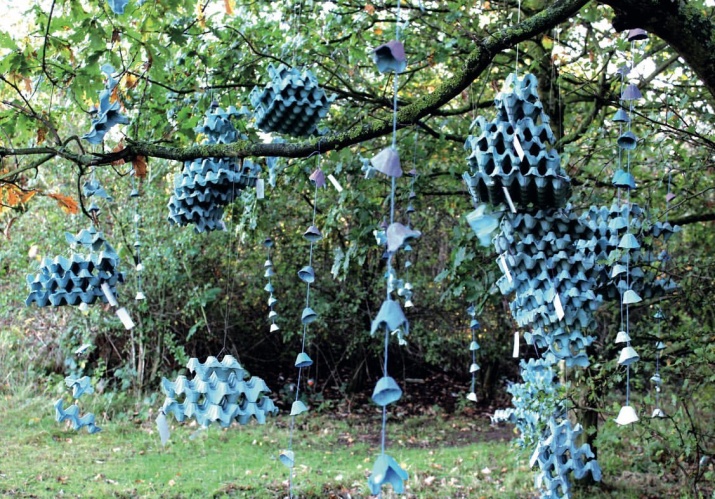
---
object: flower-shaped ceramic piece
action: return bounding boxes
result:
[372,40,407,74]
[367,453,409,495]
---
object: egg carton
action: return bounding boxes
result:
[530,416,602,499]
[25,229,125,307]
[160,355,277,428]
[168,105,260,232]
[249,64,335,137]
[464,73,572,210]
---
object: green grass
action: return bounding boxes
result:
[0,386,698,498]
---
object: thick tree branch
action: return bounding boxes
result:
[601,0,715,99]
[0,0,589,168]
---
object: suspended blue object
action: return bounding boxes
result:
[371,299,409,336]
[367,453,409,495]
[618,346,640,366]
[385,223,421,253]
[612,170,636,189]
[279,450,295,468]
[249,64,336,137]
[298,265,315,283]
[295,352,313,368]
[617,130,638,150]
[612,108,630,123]
[65,376,95,399]
[614,405,639,425]
[303,225,323,242]
[106,0,129,14]
[370,147,403,178]
[82,65,130,144]
[618,233,640,250]
[466,204,499,247]
[290,400,308,416]
[621,83,643,101]
[372,40,407,74]
[167,104,260,232]
[371,376,403,406]
[301,306,318,325]
[55,399,101,434]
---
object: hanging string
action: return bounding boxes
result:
[514,0,522,78]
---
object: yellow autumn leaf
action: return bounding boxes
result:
[224,0,235,15]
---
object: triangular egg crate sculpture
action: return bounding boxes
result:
[168,104,261,233]
[160,355,277,428]
[55,376,101,434]
[464,73,572,210]
[26,227,126,307]
[82,64,129,145]
[249,63,336,137]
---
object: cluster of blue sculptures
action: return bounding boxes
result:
[160,356,277,428]
[82,65,129,144]
[167,103,261,232]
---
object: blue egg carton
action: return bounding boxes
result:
[249,64,335,137]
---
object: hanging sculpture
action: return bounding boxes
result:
[366,3,412,495]
[249,64,336,137]
[263,237,280,334]
[167,103,261,232]
[160,355,277,429]
[82,65,129,144]
[25,227,126,308]
[55,376,101,434]
[280,166,326,498]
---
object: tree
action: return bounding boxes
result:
[1,0,714,494]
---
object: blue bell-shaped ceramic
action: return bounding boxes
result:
[622,289,642,304]
[615,330,631,343]
[303,225,323,242]
[372,40,407,74]
[612,108,630,123]
[298,265,315,283]
[371,299,409,336]
[651,407,666,418]
[466,205,499,247]
[618,345,640,366]
[301,306,318,325]
[309,168,326,188]
[279,449,295,468]
[618,233,640,250]
[612,170,636,189]
[370,147,402,178]
[469,340,480,351]
[290,400,308,416]
[621,83,642,101]
[615,405,639,425]
[371,376,403,406]
[295,352,313,368]
[367,453,409,495]
[617,131,638,150]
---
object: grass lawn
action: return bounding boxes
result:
[0,383,692,498]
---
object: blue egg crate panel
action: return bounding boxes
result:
[160,356,277,427]
[464,73,572,210]
[168,106,261,232]
[530,416,602,499]
[55,376,100,434]
[249,63,336,137]
[26,228,125,307]
[82,65,129,144]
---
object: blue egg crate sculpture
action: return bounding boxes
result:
[530,416,602,498]
[82,65,129,144]
[25,227,126,307]
[168,104,261,233]
[493,208,600,367]
[249,63,336,137]
[160,355,277,428]
[492,359,561,447]
[55,376,101,434]
[464,73,572,210]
